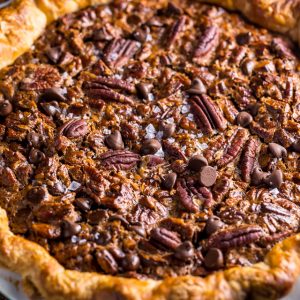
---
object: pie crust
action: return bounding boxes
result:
[0,1,300,300]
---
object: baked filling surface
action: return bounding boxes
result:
[0,0,299,280]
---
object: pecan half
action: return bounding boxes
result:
[193,25,219,59]
[206,225,264,250]
[150,227,181,250]
[218,129,248,167]
[164,16,186,48]
[103,38,140,68]
[162,140,186,160]
[59,119,89,138]
[100,150,140,170]
[96,249,118,274]
[240,137,260,182]
[190,95,227,135]
[176,179,199,213]
[250,122,275,143]
[84,84,134,105]
[83,76,136,93]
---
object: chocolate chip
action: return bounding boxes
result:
[129,225,146,237]
[27,132,42,148]
[40,88,67,102]
[27,186,48,203]
[62,220,81,238]
[199,166,217,187]
[28,148,45,164]
[109,215,129,227]
[268,142,287,158]
[166,2,183,15]
[205,216,224,236]
[132,26,149,43]
[188,155,208,171]
[141,139,161,155]
[187,78,207,95]
[174,241,194,261]
[121,253,140,271]
[204,248,224,270]
[292,139,300,153]
[160,122,176,138]
[236,111,253,127]
[136,83,151,100]
[95,231,112,245]
[161,172,177,190]
[264,169,283,188]
[105,130,124,150]
[40,101,60,117]
[246,103,260,116]
[251,167,269,186]
[109,247,126,260]
[236,32,251,45]
[74,197,91,212]
[0,100,12,117]
[46,47,62,64]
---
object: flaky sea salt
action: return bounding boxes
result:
[153,106,162,113]
[68,181,81,191]
[181,104,190,114]
[187,113,194,121]
[155,148,165,158]
[270,188,280,196]
[103,128,111,135]
[145,124,156,139]
[196,142,208,150]
[156,131,164,139]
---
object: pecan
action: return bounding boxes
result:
[150,227,181,250]
[212,178,230,203]
[103,38,140,68]
[96,249,118,274]
[164,16,186,48]
[271,37,295,59]
[162,140,186,160]
[250,121,275,143]
[261,202,290,217]
[218,129,248,167]
[84,84,134,105]
[198,187,214,207]
[0,167,19,188]
[20,65,62,91]
[193,25,219,59]
[31,223,61,239]
[176,179,199,213]
[240,137,260,182]
[59,119,89,138]
[206,225,263,250]
[190,95,227,135]
[100,150,140,170]
[83,76,136,93]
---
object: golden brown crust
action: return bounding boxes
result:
[198,0,300,44]
[1,205,300,300]
[0,0,46,70]
[1,1,300,299]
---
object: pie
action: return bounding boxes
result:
[0,0,299,299]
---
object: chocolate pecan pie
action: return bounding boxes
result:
[0,0,300,299]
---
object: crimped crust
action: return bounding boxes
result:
[0,1,300,300]
[1,207,300,300]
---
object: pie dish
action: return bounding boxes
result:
[0,0,300,299]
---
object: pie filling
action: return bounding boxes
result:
[0,0,299,279]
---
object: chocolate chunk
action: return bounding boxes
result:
[204,248,224,270]
[95,231,112,245]
[0,100,12,117]
[132,26,149,43]
[39,88,67,102]
[251,167,269,186]
[46,47,62,64]
[105,130,125,150]
[265,169,283,188]
[28,148,45,164]
[187,78,207,95]
[161,172,177,190]
[141,139,161,155]
[40,101,60,117]
[74,198,91,212]
[246,103,260,116]
[188,155,208,171]
[160,122,176,138]
[61,220,81,238]
[121,253,140,271]
[292,139,300,153]
[199,166,217,187]
[205,216,224,236]
[27,186,48,203]
[268,142,287,158]
[236,32,251,45]
[174,241,194,261]
[136,83,151,100]
[166,2,183,15]
[236,111,253,127]
[130,225,146,237]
